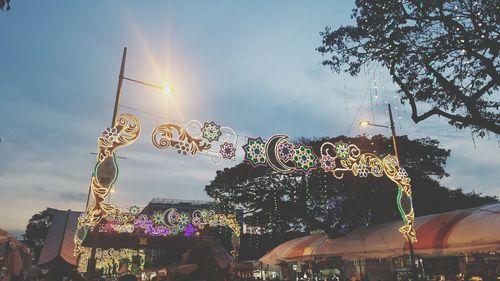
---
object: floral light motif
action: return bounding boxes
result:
[293,144,316,172]
[219,142,236,159]
[335,141,349,159]
[278,141,295,162]
[152,124,211,156]
[201,121,222,142]
[174,140,190,155]
[129,206,140,215]
[243,137,267,166]
[319,154,336,172]
[101,127,119,143]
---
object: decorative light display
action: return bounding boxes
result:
[184,224,197,237]
[152,120,238,164]
[77,112,416,275]
[129,206,140,215]
[242,137,267,166]
[319,141,416,242]
[243,135,317,174]
[201,121,222,142]
[76,113,141,256]
[152,123,212,156]
[75,114,242,275]
[77,247,145,275]
[219,142,236,159]
[292,144,317,173]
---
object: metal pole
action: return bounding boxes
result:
[111,47,127,127]
[387,103,398,159]
[388,104,418,280]
[86,47,128,281]
[408,239,418,280]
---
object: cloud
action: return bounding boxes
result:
[59,192,88,202]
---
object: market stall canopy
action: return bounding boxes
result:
[38,208,82,268]
[259,234,328,265]
[260,203,500,264]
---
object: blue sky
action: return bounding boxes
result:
[0,1,498,236]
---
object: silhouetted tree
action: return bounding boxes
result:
[205,135,497,237]
[23,210,53,263]
[317,0,499,136]
[0,0,10,10]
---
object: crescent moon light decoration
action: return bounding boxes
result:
[243,136,415,243]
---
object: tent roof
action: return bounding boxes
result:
[260,203,500,264]
[38,209,82,267]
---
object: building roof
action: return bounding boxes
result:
[38,208,82,267]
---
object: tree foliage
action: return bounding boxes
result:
[23,210,53,263]
[205,135,496,237]
[317,0,499,136]
[0,0,10,11]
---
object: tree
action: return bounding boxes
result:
[317,0,499,136]
[0,0,10,10]
[205,135,497,237]
[23,210,53,263]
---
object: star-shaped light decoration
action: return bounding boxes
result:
[152,212,164,225]
[319,154,336,173]
[293,144,317,173]
[278,141,295,162]
[242,137,267,166]
[201,121,222,142]
[219,142,237,159]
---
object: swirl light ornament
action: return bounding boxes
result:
[152,123,212,155]
[153,120,238,164]
[319,141,416,243]
[75,113,141,255]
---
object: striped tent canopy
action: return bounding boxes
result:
[260,203,500,264]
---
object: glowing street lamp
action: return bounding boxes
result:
[358,104,398,159]
[111,47,173,128]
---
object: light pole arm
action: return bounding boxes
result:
[369,123,390,129]
[123,77,163,90]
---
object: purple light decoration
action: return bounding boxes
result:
[184,224,197,237]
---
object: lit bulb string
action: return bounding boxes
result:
[343,77,349,135]
[346,62,379,136]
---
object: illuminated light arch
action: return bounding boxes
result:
[76,114,416,272]
[75,114,241,264]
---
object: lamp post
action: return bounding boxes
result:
[111,47,173,128]
[85,47,172,281]
[359,103,418,280]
